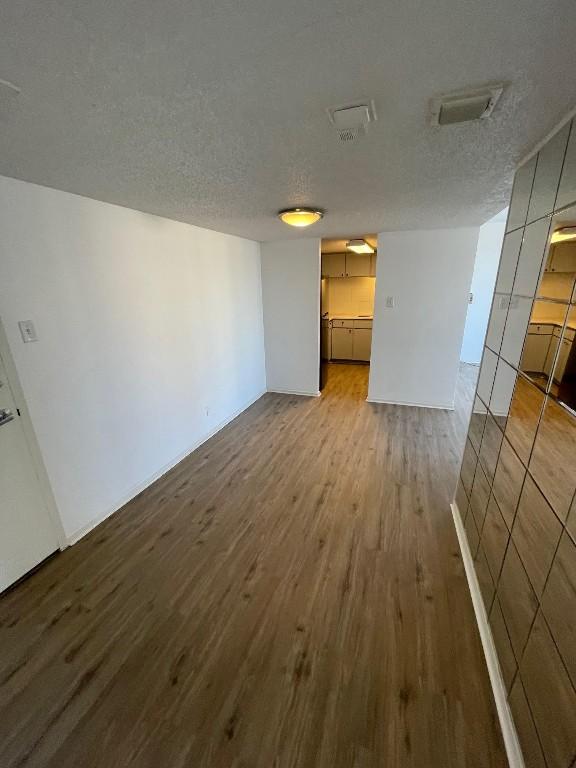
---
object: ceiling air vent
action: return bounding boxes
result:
[430,84,504,126]
[327,101,377,142]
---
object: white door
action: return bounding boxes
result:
[0,350,58,592]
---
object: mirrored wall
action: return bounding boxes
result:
[455,116,576,767]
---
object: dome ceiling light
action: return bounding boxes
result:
[278,208,324,228]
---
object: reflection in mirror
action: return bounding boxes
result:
[500,295,533,368]
[556,307,576,411]
[519,302,569,391]
[526,122,570,224]
[511,217,551,298]
[492,436,526,530]
[477,347,498,404]
[496,230,524,294]
[486,294,509,354]
[469,396,487,454]
[504,376,546,464]
[556,119,576,211]
[461,439,478,497]
[479,414,504,483]
[489,358,517,429]
[529,396,576,521]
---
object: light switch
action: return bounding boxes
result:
[18,320,38,343]
[385,296,395,308]
[469,292,474,304]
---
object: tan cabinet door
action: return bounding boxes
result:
[322,253,346,277]
[352,329,372,361]
[331,327,354,359]
[345,252,371,277]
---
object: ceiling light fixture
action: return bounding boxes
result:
[551,227,576,244]
[278,208,324,228]
[346,239,374,254]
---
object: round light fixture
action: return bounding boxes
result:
[278,207,324,228]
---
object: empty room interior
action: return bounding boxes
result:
[1,2,576,766]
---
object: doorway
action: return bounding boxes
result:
[0,322,60,592]
[319,235,377,395]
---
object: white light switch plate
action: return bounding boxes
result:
[385,296,395,308]
[18,320,38,343]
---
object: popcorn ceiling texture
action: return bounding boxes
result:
[0,0,575,241]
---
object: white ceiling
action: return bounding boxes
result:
[0,0,575,242]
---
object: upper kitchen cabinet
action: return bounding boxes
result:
[322,252,346,277]
[345,252,371,276]
[506,156,537,233]
[527,122,570,224]
[321,252,376,278]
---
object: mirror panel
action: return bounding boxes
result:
[529,396,576,521]
[526,122,570,224]
[541,532,576,689]
[511,217,551,298]
[556,120,576,211]
[489,357,517,428]
[495,230,524,294]
[469,396,487,453]
[479,413,504,483]
[511,473,563,596]
[504,375,546,464]
[506,156,537,233]
[492,436,526,530]
[477,347,498,404]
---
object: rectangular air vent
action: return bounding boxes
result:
[327,101,377,142]
[430,84,504,126]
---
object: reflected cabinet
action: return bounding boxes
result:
[455,116,576,767]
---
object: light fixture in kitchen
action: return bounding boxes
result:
[346,239,374,254]
[278,208,323,227]
[551,227,576,244]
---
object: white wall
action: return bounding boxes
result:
[460,210,507,364]
[368,227,479,409]
[0,175,266,541]
[261,239,320,396]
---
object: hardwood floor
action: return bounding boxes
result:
[0,362,506,767]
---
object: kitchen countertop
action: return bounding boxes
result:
[325,314,373,320]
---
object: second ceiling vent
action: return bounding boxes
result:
[430,84,504,126]
[327,101,377,142]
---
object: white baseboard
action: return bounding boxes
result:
[267,388,321,397]
[366,397,455,411]
[450,502,524,768]
[65,389,266,546]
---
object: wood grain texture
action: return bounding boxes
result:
[0,362,505,767]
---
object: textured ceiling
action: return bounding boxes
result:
[0,0,575,242]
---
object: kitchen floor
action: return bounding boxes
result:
[0,363,504,767]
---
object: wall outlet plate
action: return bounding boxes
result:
[18,320,38,343]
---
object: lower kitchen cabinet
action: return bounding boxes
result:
[330,325,372,362]
[331,327,354,359]
[352,328,372,361]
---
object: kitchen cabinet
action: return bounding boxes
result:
[322,252,346,277]
[544,332,561,377]
[321,252,376,278]
[352,329,372,361]
[345,252,371,277]
[546,243,576,273]
[321,320,331,361]
[554,337,573,382]
[331,327,354,359]
[521,324,553,373]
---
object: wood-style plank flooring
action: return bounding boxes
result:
[0,363,506,767]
